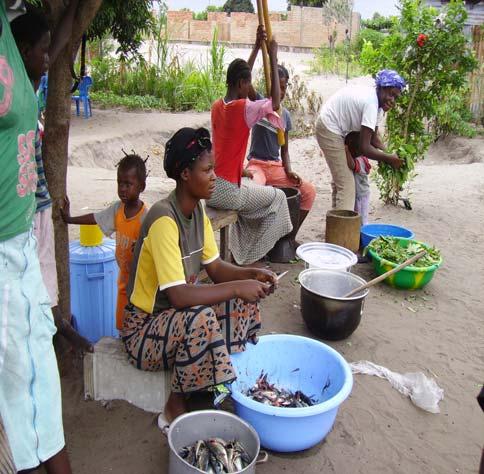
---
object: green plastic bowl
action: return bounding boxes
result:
[367,238,442,290]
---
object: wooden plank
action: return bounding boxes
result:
[205,206,237,231]
[220,226,231,262]
[205,206,237,262]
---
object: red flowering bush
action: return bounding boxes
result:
[416,33,428,47]
[360,0,478,204]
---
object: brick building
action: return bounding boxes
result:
[167,6,361,49]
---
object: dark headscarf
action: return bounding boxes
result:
[163,127,212,180]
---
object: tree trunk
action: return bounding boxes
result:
[42,0,103,319]
[43,48,72,318]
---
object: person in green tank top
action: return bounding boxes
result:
[12,3,93,360]
[0,0,37,241]
[0,2,72,473]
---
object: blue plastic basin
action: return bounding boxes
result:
[360,223,414,249]
[230,334,353,452]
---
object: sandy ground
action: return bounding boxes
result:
[58,47,484,473]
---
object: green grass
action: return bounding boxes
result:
[90,91,168,110]
[89,29,226,112]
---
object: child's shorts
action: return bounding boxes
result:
[33,206,58,307]
[355,194,370,226]
[0,229,65,470]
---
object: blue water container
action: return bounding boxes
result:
[69,239,119,343]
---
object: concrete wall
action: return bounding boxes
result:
[166,6,361,49]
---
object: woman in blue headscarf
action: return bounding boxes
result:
[315,69,406,211]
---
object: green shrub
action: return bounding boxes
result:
[89,28,226,112]
[309,45,363,77]
[194,11,208,21]
[354,28,386,55]
[432,88,476,139]
[361,14,395,32]
[360,0,478,204]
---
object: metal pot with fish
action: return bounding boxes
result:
[166,410,267,474]
[299,268,368,340]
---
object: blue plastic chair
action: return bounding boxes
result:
[37,74,48,113]
[71,76,93,118]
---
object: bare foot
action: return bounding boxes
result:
[164,392,188,423]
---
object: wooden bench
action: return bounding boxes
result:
[205,206,237,262]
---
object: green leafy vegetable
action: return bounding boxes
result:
[367,237,441,268]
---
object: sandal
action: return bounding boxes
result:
[157,413,170,436]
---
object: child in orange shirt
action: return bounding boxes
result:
[61,154,148,330]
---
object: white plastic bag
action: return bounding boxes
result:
[350,360,444,414]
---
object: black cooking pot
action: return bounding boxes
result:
[299,268,368,340]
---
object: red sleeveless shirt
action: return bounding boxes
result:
[211,98,250,186]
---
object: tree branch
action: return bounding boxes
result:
[403,70,421,141]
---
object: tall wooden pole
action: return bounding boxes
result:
[261,0,272,40]
[256,0,271,97]
[261,0,285,146]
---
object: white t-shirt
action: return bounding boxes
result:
[320,86,383,137]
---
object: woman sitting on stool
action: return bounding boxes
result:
[122,127,278,422]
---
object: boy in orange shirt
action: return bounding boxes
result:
[62,154,148,330]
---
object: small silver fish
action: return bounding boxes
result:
[225,443,235,472]
[179,438,250,473]
[259,390,278,401]
[207,438,230,472]
[196,442,210,471]
[233,454,243,472]
[195,439,204,456]
[186,445,197,466]
[233,440,251,466]
[208,451,223,474]
[245,372,315,408]
[209,437,227,447]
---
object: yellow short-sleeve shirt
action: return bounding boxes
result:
[128,193,219,314]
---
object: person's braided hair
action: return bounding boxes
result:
[277,64,289,81]
[226,58,251,87]
[116,153,147,184]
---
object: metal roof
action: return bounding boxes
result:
[424,0,484,26]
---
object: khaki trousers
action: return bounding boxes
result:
[0,416,15,474]
[315,116,355,210]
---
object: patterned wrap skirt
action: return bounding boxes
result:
[207,177,293,265]
[121,298,261,393]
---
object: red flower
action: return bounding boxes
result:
[416,33,428,47]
